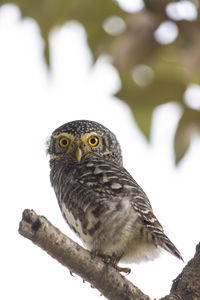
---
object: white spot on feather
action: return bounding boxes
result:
[111,183,122,189]
[87,162,94,167]
[102,174,109,183]
[94,166,103,174]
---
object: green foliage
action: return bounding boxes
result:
[2,0,200,163]
[175,107,200,163]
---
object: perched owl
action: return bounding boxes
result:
[48,120,182,273]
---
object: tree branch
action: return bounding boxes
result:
[18,209,200,300]
[160,242,200,300]
[18,209,151,300]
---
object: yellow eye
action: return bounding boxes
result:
[59,137,69,148]
[88,136,99,147]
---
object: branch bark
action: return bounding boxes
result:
[18,209,151,300]
[18,209,200,300]
[160,242,200,300]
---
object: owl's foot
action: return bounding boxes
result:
[91,251,113,264]
[101,254,131,274]
[91,250,110,263]
[91,250,131,274]
[111,263,131,274]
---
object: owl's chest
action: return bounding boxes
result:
[50,160,133,247]
[59,200,94,247]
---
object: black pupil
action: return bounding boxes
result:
[90,138,96,144]
[61,139,68,145]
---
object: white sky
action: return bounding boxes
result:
[1,4,200,300]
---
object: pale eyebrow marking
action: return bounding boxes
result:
[53,133,75,140]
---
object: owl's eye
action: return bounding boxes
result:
[88,136,99,147]
[59,137,69,148]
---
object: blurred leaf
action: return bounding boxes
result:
[178,20,200,81]
[112,12,161,70]
[116,65,187,139]
[174,107,200,164]
[5,0,127,65]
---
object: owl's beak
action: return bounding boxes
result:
[75,147,82,163]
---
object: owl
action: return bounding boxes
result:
[48,120,182,273]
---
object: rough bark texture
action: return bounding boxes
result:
[160,243,200,300]
[18,209,200,300]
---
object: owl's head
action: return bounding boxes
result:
[48,120,122,166]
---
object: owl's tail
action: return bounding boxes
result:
[158,232,183,261]
[148,226,184,261]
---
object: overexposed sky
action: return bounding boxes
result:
[1,4,200,300]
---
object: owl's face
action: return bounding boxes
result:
[48,120,122,166]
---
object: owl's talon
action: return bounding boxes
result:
[112,264,131,274]
[91,251,112,264]
[92,252,131,274]
[101,254,112,264]
[69,270,75,277]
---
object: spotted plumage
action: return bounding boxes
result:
[48,120,182,272]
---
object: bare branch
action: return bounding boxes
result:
[18,209,200,300]
[18,209,151,300]
[161,242,200,300]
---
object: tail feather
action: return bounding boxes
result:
[149,226,183,261]
[133,199,183,261]
[160,235,183,261]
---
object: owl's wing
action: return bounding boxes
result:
[75,157,152,210]
[121,169,183,260]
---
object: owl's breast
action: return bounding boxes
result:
[50,160,112,246]
[50,158,143,253]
